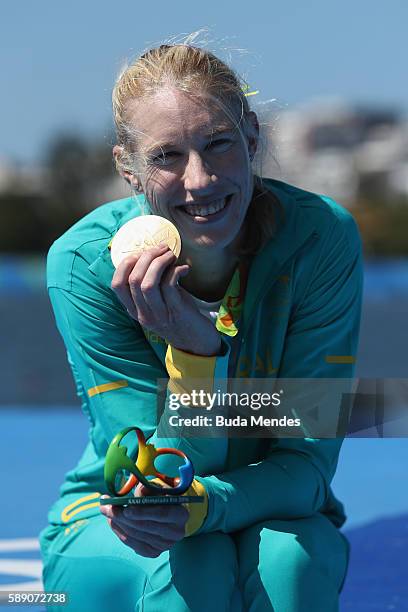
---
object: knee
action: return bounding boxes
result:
[160,532,239,611]
[43,552,150,612]
[171,530,238,575]
[40,517,153,612]
[235,517,346,611]
[236,519,310,582]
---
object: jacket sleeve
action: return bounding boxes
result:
[47,283,230,471]
[193,212,364,535]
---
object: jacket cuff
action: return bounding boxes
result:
[183,478,209,537]
[165,340,230,397]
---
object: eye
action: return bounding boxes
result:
[149,151,180,166]
[207,138,234,151]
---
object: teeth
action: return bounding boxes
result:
[183,198,227,217]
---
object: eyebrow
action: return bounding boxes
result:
[145,126,235,155]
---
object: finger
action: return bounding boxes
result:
[136,485,171,497]
[166,264,190,289]
[111,255,149,319]
[122,503,188,525]
[111,516,183,546]
[134,477,172,498]
[126,247,174,324]
[112,508,187,535]
[108,519,173,556]
[111,245,168,318]
[111,254,142,317]
[112,247,169,291]
[130,249,176,321]
[108,517,128,541]
[100,503,124,521]
[160,264,190,313]
[121,535,168,558]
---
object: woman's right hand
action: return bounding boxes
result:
[111,244,222,356]
[100,481,189,558]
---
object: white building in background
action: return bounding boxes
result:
[260,97,408,207]
[356,122,408,200]
[389,161,408,198]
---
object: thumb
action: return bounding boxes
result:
[175,264,190,285]
[134,478,170,497]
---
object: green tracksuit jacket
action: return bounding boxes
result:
[44,177,363,535]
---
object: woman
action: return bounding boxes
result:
[39,43,363,611]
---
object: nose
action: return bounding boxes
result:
[182,151,215,194]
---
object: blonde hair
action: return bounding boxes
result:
[112,43,283,257]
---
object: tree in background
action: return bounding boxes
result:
[1,132,118,252]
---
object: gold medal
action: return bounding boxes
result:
[110,215,182,269]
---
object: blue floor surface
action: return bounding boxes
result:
[0,408,407,611]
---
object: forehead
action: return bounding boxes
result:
[127,87,236,149]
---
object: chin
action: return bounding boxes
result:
[190,230,237,250]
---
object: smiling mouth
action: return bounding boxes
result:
[179,194,233,219]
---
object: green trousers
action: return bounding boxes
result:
[39,512,348,611]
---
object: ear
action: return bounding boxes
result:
[245,111,260,160]
[112,145,142,189]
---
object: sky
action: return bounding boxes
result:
[1,0,407,164]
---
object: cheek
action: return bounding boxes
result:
[222,147,251,183]
[144,170,177,214]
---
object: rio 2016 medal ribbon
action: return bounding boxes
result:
[110,215,182,269]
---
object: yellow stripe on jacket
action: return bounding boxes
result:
[165,345,216,398]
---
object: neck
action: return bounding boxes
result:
[179,245,240,302]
